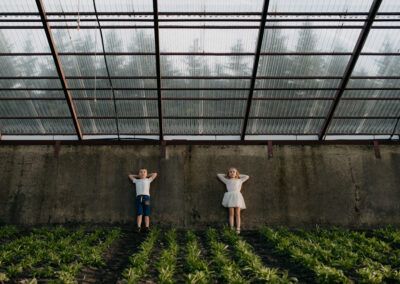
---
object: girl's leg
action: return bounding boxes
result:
[234,207,241,233]
[229,208,234,228]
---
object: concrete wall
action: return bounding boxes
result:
[0,144,399,229]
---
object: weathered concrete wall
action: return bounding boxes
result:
[0,144,399,229]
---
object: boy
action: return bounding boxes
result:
[128,169,158,233]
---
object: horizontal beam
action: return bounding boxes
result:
[3,52,400,56]
[0,139,398,146]
[3,76,400,80]
[4,18,400,23]
[0,116,397,120]
[2,12,399,16]
[1,97,400,101]
[3,25,400,29]
[2,87,400,91]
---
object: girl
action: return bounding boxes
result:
[217,168,249,234]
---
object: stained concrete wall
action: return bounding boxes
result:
[0,144,399,229]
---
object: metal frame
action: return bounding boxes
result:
[0,1,399,142]
[242,0,269,140]
[34,0,83,140]
[153,0,164,141]
[318,0,383,140]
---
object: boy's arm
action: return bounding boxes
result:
[128,174,138,182]
[148,173,158,181]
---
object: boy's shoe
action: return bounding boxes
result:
[144,227,151,233]
[136,227,141,233]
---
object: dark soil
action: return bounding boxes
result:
[75,230,145,284]
[240,230,318,284]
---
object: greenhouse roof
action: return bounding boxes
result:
[0,0,399,142]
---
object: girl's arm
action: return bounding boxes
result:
[239,174,250,182]
[147,172,158,181]
[217,173,228,184]
[128,174,138,182]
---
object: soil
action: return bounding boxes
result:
[75,230,145,284]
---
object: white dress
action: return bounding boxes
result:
[217,174,249,209]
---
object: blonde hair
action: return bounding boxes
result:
[226,168,239,179]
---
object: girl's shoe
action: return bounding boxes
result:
[236,228,241,235]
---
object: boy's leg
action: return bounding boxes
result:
[137,215,143,228]
[143,196,151,229]
[229,207,234,228]
[136,195,144,230]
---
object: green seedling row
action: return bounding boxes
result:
[0,226,121,284]
[222,227,297,283]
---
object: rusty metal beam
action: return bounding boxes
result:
[153,0,164,141]
[34,0,83,140]
[318,0,383,141]
[241,0,270,140]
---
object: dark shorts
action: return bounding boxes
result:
[136,195,151,216]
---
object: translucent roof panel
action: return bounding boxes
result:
[119,119,159,134]
[0,0,38,12]
[342,90,400,99]
[158,0,264,13]
[163,100,246,117]
[378,0,400,13]
[0,90,65,99]
[160,29,258,53]
[327,119,398,134]
[255,79,341,89]
[42,0,95,13]
[164,119,242,135]
[253,90,336,99]
[107,56,156,76]
[79,118,117,134]
[257,56,350,76]
[59,56,108,76]
[111,79,157,89]
[51,29,103,53]
[117,100,159,117]
[161,56,254,76]
[261,28,361,53]
[95,0,153,12]
[362,29,400,53]
[250,100,331,117]
[246,119,324,134]
[0,100,71,117]
[352,56,400,77]
[102,29,155,52]
[334,101,400,117]
[114,90,158,99]
[162,79,250,89]
[0,29,50,53]
[268,0,373,13]
[1,0,400,140]
[163,90,248,98]
[0,79,62,90]
[0,56,58,77]
[347,79,400,89]
[0,119,76,134]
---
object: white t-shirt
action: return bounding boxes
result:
[132,177,153,196]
